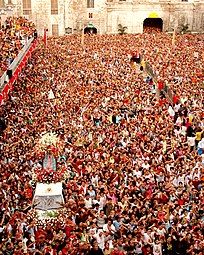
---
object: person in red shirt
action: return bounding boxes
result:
[157,81,164,91]
[192,177,201,190]
[44,245,57,255]
[110,249,125,255]
[177,196,185,206]
[173,94,180,104]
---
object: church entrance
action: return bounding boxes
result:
[84,26,97,34]
[143,18,163,33]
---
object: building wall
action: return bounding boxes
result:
[107,0,204,34]
[2,0,204,35]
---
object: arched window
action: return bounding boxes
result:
[87,0,94,8]
[0,0,5,8]
[23,0,31,15]
[51,0,58,15]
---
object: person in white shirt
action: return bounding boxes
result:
[143,229,152,244]
[192,168,201,179]
[88,222,98,237]
[156,225,166,237]
[174,103,181,113]
[84,194,92,209]
[103,219,116,236]
[135,241,143,254]
[187,136,196,148]
[175,116,182,126]
[153,240,162,255]
[198,138,204,149]
[94,230,105,250]
[91,174,99,187]
[177,174,185,186]
[168,105,175,118]
[142,160,150,170]
[97,210,107,228]
[133,167,142,178]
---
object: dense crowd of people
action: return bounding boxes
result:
[0,16,35,76]
[0,27,203,255]
[143,26,162,34]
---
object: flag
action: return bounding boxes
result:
[43,28,47,47]
[172,25,176,46]
[81,28,84,46]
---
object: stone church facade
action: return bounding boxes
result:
[0,0,204,35]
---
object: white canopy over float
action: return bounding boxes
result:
[33,182,64,210]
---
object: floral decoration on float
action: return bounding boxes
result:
[35,132,64,158]
[32,166,68,184]
[27,208,72,229]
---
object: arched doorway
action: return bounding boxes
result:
[84,27,97,34]
[143,18,163,33]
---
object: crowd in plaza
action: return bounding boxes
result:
[0,16,35,76]
[0,25,203,255]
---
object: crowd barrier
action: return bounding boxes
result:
[141,58,174,104]
[0,37,38,105]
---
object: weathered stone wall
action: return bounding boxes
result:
[5,0,204,35]
[107,1,204,34]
